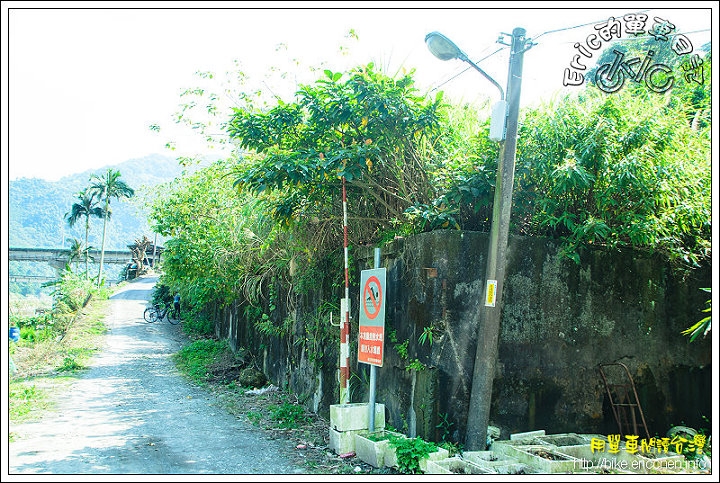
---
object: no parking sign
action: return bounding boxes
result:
[358,268,386,366]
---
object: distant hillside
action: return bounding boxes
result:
[8,153,214,295]
[9,153,187,250]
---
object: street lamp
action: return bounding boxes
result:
[426,28,532,450]
[425,31,505,100]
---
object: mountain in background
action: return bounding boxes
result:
[9,153,187,249]
[8,153,214,295]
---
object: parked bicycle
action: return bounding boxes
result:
[143,303,180,325]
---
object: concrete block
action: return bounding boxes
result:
[329,428,358,455]
[510,429,546,441]
[536,432,587,447]
[492,438,543,456]
[353,430,405,468]
[424,458,454,474]
[463,450,533,474]
[354,431,390,467]
[464,450,519,467]
[329,403,385,432]
[419,446,450,472]
[424,456,496,474]
[504,444,580,473]
[569,445,686,474]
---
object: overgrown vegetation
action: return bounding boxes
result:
[388,434,439,474]
[682,287,712,342]
[514,84,711,268]
[144,34,711,456]
[172,339,233,386]
[8,274,111,426]
[149,40,710,326]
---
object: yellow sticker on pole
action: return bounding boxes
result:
[485,280,497,307]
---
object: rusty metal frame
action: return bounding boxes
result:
[598,362,651,441]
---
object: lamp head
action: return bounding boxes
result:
[425,31,467,62]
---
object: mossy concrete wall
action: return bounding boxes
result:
[214,230,712,444]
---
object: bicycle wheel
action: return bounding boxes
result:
[143,307,159,323]
[167,309,181,325]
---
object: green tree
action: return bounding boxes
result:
[88,169,135,287]
[65,238,86,273]
[406,100,499,233]
[65,189,104,278]
[512,69,710,268]
[147,157,310,325]
[227,63,445,250]
[585,35,686,91]
[148,47,711,453]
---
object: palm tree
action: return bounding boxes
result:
[65,238,85,273]
[88,169,135,288]
[65,189,104,278]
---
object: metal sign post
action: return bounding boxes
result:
[359,248,385,431]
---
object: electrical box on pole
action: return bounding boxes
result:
[489,100,507,141]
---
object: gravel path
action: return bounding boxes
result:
[7,276,309,477]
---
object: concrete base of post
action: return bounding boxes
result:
[329,403,386,455]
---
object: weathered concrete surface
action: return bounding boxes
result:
[215,231,712,445]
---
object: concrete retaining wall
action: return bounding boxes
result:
[213,230,712,444]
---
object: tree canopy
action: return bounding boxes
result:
[513,49,711,267]
[150,47,711,315]
[227,63,447,249]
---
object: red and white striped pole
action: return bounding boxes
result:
[340,176,351,404]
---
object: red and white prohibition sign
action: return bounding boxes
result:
[363,275,383,320]
[358,268,386,367]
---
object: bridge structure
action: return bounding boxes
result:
[8,247,162,283]
[9,247,133,265]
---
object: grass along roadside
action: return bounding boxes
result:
[8,296,111,437]
[7,287,392,475]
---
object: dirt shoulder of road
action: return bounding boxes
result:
[6,276,395,477]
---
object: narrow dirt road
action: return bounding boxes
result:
[7,276,309,478]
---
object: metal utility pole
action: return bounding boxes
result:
[465,27,529,451]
